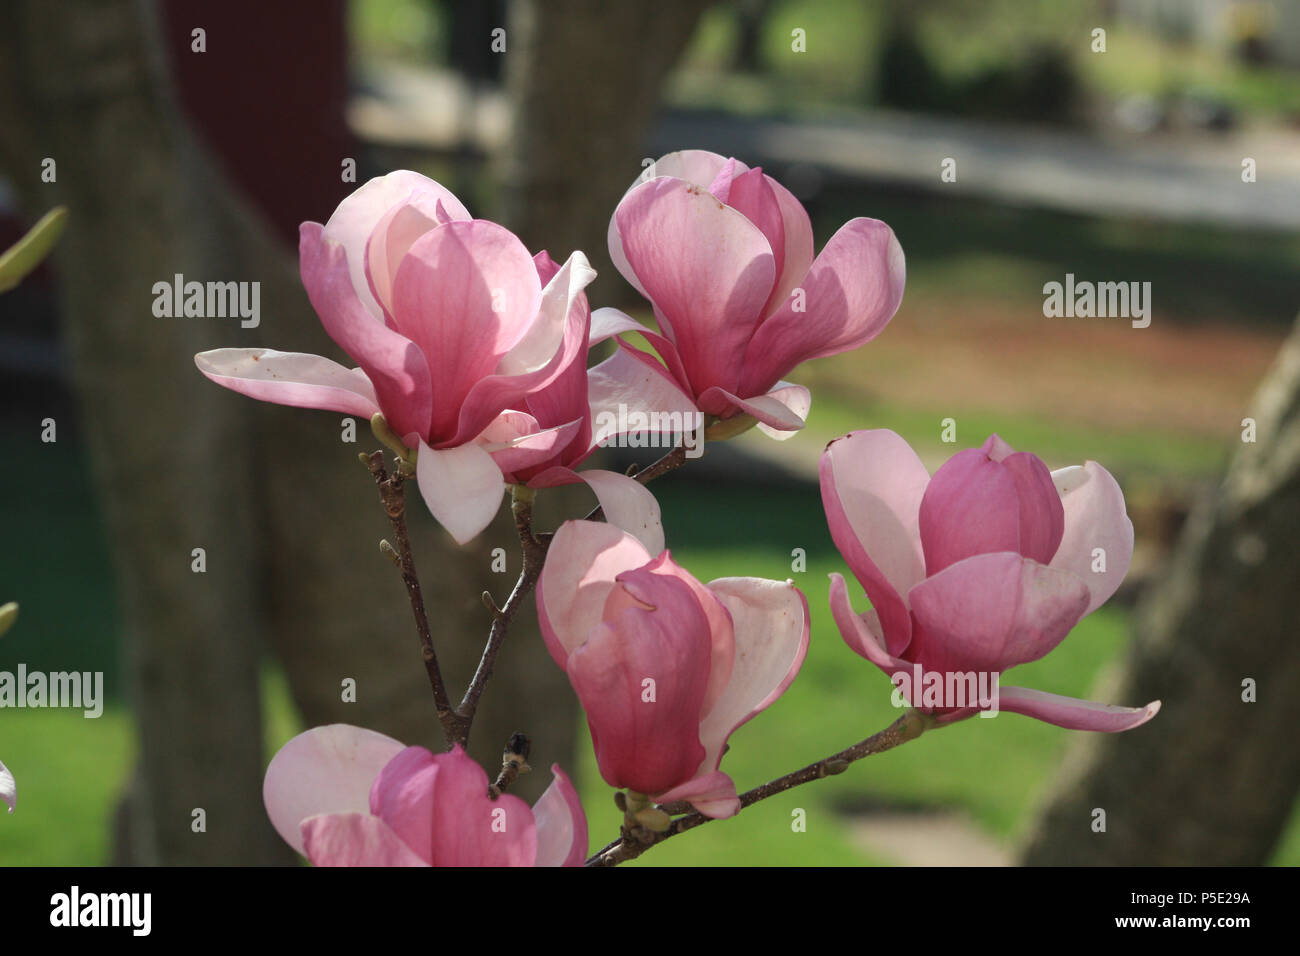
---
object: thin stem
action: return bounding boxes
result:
[365,451,458,745]
[453,485,547,748]
[585,710,929,867]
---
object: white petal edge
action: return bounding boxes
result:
[415,440,507,545]
[696,578,810,773]
[755,381,812,440]
[195,349,381,418]
[263,724,406,856]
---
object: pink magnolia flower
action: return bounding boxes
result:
[821,429,1160,731]
[263,724,587,867]
[599,149,906,438]
[0,758,14,814]
[475,249,699,554]
[195,170,612,544]
[537,520,810,818]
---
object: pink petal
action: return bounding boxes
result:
[516,280,594,461]
[755,382,811,440]
[696,578,810,773]
[390,220,542,441]
[997,445,1065,564]
[607,150,743,299]
[654,770,741,820]
[414,439,505,545]
[299,223,433,441]
[648,149,742,186]
[585,340,700,459]
[697,384,808,432]
[1,758,14,814]
[705,156,741,202]
[320,170,471,321]
[369,745,439,863]
[820,430,929,654]
[300,812,430,867]
[762,173,815,320]
[449,251,595,446]
[567,577,712,796]
[428,745,537,867]
[527,467,664,556]
[740,217,905,397]
[532,249,561,285]
[589,307,693,396]
[263,724,406,856]
[536,521,652,669]
[365,202,440,321]
[532,765,589,867]
[480,415,584,477]
[726,168,786,305]
[636,552,736,718]
[827,572,908,676]
[195,349,380,419]
[1050,462,1134,615]
[615,176,775,396]
[906,552,1091,675]
[997,687,1161,732]
[919,446,1022,576]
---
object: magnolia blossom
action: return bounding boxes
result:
[0,758,14,814]
[537,520,810,817]
[195,171,669,546]
[475,249,698,554]
[821,429,1160,731]
[263,724,587,866]
[599,149,906,438]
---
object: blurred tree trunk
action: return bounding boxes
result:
[0,0,578,863]
[1019,315,1300,865]
[497,0,714,300]
[0,0,283,865]
[733,0,773,74]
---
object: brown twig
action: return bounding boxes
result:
[364,451,458,745]
[585,709,930,867]
[453,485,548,747]
[370,442,694,749]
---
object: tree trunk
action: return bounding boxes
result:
[1019,314,1300,865]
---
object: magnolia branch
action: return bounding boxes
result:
[364,451,458,745]
[454,485,548,748]
[585,709,930,867]
[368,441,695,749]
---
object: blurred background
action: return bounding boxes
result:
[1,0,1297,865]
